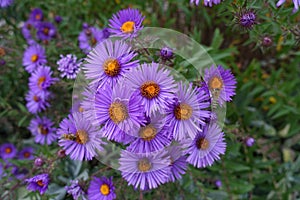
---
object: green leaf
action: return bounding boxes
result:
[226,161,251,172]
[211,28,224,49]
[230,179,254,194]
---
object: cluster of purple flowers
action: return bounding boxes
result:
[0,143,34,160]
[0,143,34,179]
[78,24,110,54]
[22,8,84,147]
[62,7,237,192]
[22,6,238,199]
[21,8,57,45]
[22,9,58,116]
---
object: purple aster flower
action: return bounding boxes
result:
[28,116,57,145]
[22,44,47,73]
[126,113,172,153]
[37,22,56,41]
[57,54,82,79]
[54,15,62,23]
[119,150,171,190]
[11,165,28,180]
[126,62,177,116]
[28,66,57,98]
[0,0,14,7]
[236,9,257,29]
[204,65,237,106]
[185,124,226,168]
[215,180,222,188]
[0,143,17,159]
[165,82,210,141]
[160,47,174,61]
[25,89,51,114]
[92,83,145,143]
[25,173,50,195]
[78,26,109,54]
[88,176,116,200]
[22,20,36,42]
[108,8,145,39]
[83,39,138,88]
[57,112,104,161]
[277,0,300,13]
[18,147,34,160]
[166,144,188,182]
[29,8,43,22]
[66,180,87,200]
[245,137,255,147]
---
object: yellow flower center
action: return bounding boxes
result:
[31,54,38,62]
[196,138,209,150]
[209,76,223,90]
[33,95,40,102]
[138,158,152,172]
[109,102,128,124]
[24,152,31,158]
[43,28,49,35]
[5,147,12,154]
[174,103,193,120]
[37,180,44,187]
[75,130,89,144]
[100,184,110,196]
[121,21,135,33]
[140,81,160,99]
[78,106,84,113]
[35,14,41,20]
[38,125,49,135]
[91,37,97,46]
[37,76,46,88]
[103,59,120,77]
[139,125,157,141]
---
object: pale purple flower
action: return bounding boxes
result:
[57,54,82,79]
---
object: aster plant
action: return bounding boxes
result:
[22,44,47,73]
[57,112,105,161]
[88,176,116,200]
[108,8,145,39]
[83,39,139,88]
[28,116,57,145]
[78,25,109,53]
[0,143,17,159]
[57,54,82,79]
[25,173,50,195]
[13,5,241,199]
[78,21,237,192]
